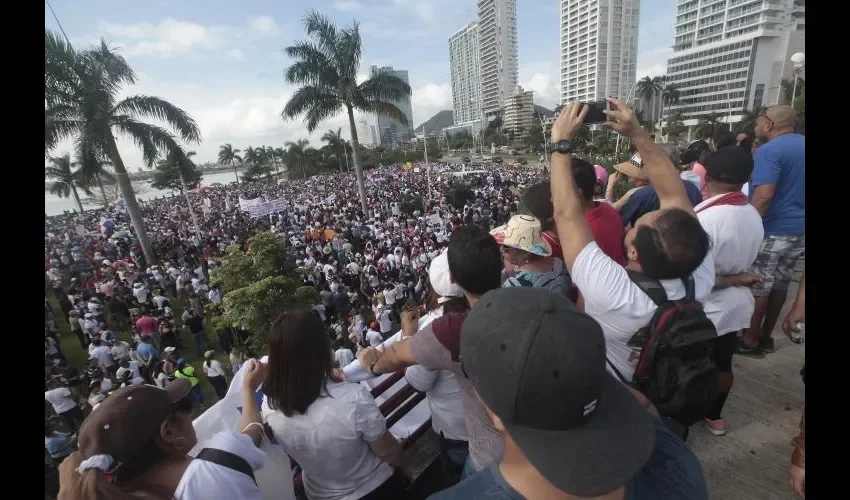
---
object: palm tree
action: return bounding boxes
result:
[45,30,201,265]
[635,76,659,120]
[734,106,766,136]
[243,146,261,166]
[154,149,201,194]
[659,83,680,136]
[46,153,86,212]
[780,78,804,105]
[694,112,727,140]
[75,149,114,207]
[264,146,280,176]
[284,139,312,179]
[282,11,412,213]
[218,143,242,183]
[321,128,346,172]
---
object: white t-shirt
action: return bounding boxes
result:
[262,380,393,500]
[203,359,226,378]
[378,310,392,333]
[366,329,383,347]
[696,196,764,335]
[90,345,115,368]
[405,366,469,442]
[572,241,715,383]
[45,387,77,414]
[334,348,355,368]
[175,431,264,500]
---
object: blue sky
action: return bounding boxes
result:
[46,0,675,166]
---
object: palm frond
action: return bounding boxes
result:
[284,43,338,87]
[112,95,201,143]
[282,86,342,124]
[303,11,340,56]
[357,71,411,105]
[362,101,408,125]
[112,117,180,166]
[46,111,82,155]
[336,23,362,81]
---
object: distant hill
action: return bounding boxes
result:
[534,104,554,117]
[414,110,454,134]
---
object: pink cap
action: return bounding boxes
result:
[594,165,608,185]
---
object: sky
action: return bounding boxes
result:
[45,0,675,167]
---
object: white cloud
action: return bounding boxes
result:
[411,82,452,127]
[333,0,364,13]
[225,48,245,61]
[522,72,559,109]
[99,18,212,57]
[94,17,281,60]
[247,15,278,34]
[636,46,673,80]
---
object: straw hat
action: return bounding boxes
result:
[613,153,646,181]
[490,215,552,257]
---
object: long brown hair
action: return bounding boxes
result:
[264,309,336,417]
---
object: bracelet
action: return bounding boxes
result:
[241,421,266,436]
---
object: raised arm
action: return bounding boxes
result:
[550,102,595,270]
[238,360,267,447]
[603,98,693,214]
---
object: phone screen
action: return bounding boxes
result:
[584,100,608,124]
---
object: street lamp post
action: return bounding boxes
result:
[790,52,805,107]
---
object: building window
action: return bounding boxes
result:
[753,84,765,110]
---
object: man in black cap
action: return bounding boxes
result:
[429,287,708,499]
[694,146,763,436]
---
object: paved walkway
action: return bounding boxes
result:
[690,277,805,499]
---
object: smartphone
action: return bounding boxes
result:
[584,100,609,124]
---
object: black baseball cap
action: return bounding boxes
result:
[460,287,655,497]
[703,146,754,184]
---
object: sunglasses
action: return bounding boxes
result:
[758,109,775,127]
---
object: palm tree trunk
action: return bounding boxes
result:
[232,163,239,184]
[96,174,109,207]
[70,184,84,213]
[105,135,157,266]
[346,105,369,215]
[337,147,344,173]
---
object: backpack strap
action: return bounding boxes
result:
[606,358,630,385]
[196,448,257,486]
[626,270,668,306]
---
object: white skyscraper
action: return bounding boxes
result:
[449,22,482,126]
[478,0,518,120]
[559,0,640,104]
[665,0,805,126]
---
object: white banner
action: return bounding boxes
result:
[247,198,286,219]
[322,193,337,205]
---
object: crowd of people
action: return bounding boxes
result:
[45,100,805,499]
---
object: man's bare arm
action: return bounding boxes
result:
[750,184,776,216]
[604,98,692,214]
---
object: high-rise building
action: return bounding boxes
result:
[355,117,377,147]
[665,0,805,126]
[559,0,640,104]
[371,65,415,146]
[502,86,534,141]
[449,22,483,127]
[478,0,518,120]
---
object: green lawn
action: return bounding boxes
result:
[49,295,228,420]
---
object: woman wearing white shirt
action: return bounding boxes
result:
[262,310,407,500]
[404,251,470,480]
[203,350,228,400]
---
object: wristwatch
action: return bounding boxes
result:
[548,140,572,154]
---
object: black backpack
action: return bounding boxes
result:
[608,271,718,427]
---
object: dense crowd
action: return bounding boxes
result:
[45,101,805,499]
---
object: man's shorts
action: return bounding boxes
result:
[749,234,805,297]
